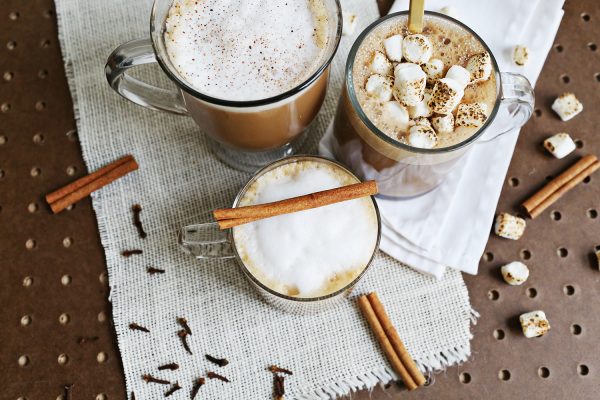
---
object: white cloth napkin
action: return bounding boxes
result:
[321,0,564,278]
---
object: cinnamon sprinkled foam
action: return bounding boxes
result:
[164,0,329,101]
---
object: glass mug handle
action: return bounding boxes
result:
[477,72,535,143]
[178,222,236,259]
[105,38,189,115]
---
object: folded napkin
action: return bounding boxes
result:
[321,0,564,278]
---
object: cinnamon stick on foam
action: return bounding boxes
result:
[213,180,378,229]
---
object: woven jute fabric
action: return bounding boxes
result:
[54,0,475,397]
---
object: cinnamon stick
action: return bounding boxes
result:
[46,155,138,213]
[357,295,418,390]
[367,293,426,387]
[214,180,377,229]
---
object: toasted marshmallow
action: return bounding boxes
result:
[365,74,393,102]
[408,125,437,149]
[466,52,492,83]
[445,65,471,88]
[544,133,576,159]
[393,64,427,106]
[402,34,433,64]
[382,101,410,132]
[455,102,488,128]
[501,261,529,285]
[495,213,526,240]
[439,6,458,18]
[552,93,583,121]
[422,58,444,85]
[342,12,358,36]
[383,35,403,62]
[520,310,550,338]
[412,116,432,128]
[408,89,432,119]
[428,78,464,114]
[513,45,529,66]
[431,114,454,134]
[370,51,393,76]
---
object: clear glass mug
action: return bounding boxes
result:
[178,155,382,314]
[105,0,342,172]
[331,11,535,198]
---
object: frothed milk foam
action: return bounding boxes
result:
[164,0,329,101]
[233,161,378,298]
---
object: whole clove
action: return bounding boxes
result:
[164,382,182,397]
[158,362,179,371]
[64,383,74,400]
[132,204,147,239]
[207,371,230,383]
[77,336,99,344]
[147,267,165,275]
[268,365,293,375]
[190,377,206,400]
[205,354,228,367]
[177,329,192,355]
[177,317,192,335]
[129,323,150,333]
[142,374,170,385]
[274,375,285,400]
[122,249,143,257]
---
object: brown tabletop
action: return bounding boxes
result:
[1,0,599,399]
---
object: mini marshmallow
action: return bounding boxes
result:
[393,64,427,106]
[466,52,492,83]
[383,35,403,62]
[520,310,551,338]
[501,261,529,285]
[342,12,358,36]
[543,133,576,159]
[408,89,432,119]
[513,45,529,66]
[407,125,437,149]
[365,74,393,102]
[382,101,410,132]
[402,34,433,64]
[455,102,488,128]
[395,62,419,74]
[431,114,454,134]
[422,58,444,85]
[551,92,583,121]
[495,213,526,240]
[370,51,393,76]
[445,65,471,88]
[428,78,464,114]
[412,116,432,128]
[439,6,458,18]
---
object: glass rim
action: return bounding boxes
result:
[346,10,502,155]
[230,155,382,303]
[150,0,343,108]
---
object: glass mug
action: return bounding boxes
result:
[331,11,535,198]
[105,0,342,172]
[178,155,382,314]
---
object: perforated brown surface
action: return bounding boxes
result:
[1,1,599,399]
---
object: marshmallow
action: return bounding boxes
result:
[422,58,444,85]
[513,45,529,66]
[466,52,492,83]
[402,34,433,64]
[370,51,393,76]
[439,6,458,18]
[519,310,551,338]
[393,64,427,106]
[455,102,488,128]
[445,65,471,88]
[383,35,403,62]
[428,78,464,114]
[365,74,393,102]
[501,261,529,285]
[431,114,454,134]
[408,89,432,119]
[407,125,437,149]
[543,133,576,159]
[394,62,419,73]
[342,12,358,36]
[382,101,410,132]
[495,213,526,240]
[551,92,583,121]
[412,116,432,128]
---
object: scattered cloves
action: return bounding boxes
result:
[158,362,179,371]
[132,204,147,239]
[129,323,150,333]
[164,382,182,397]
[274,375,285,400]
[178,329,192,355]
[122,249,143,257]
[177,317,192,335]
[268,365,293,375]
[207,371,230,383]
[190,377,206,400]
[142,374,170,385]
[147,267,165,274]
[205,354,228,367]
[77,336,99,344]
